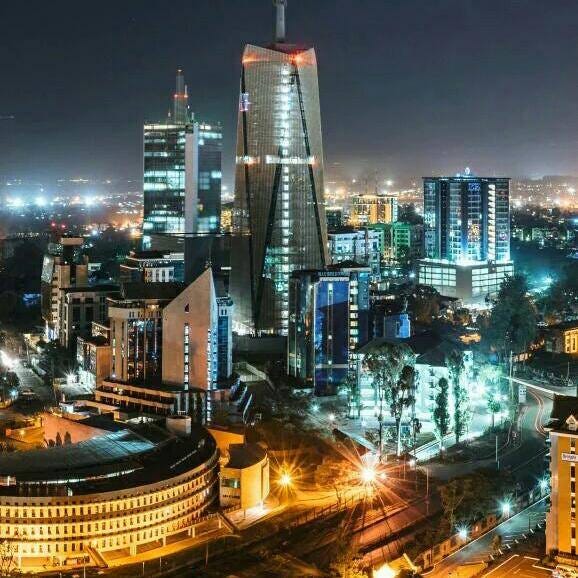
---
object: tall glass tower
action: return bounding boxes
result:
[231,0,329,336]
[143,71,222,248]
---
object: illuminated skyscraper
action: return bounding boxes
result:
[143,71,222,248]
[231,0,328,335]
[418,170,513,303]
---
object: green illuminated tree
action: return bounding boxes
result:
[432,377,450,452]
[447,350,470,445]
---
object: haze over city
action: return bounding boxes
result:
[2,0,578,186]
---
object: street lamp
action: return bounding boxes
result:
[501,501,511,518]
[539,478,549,492]
[278,471,292,488]
[360,466,376,485]
[373,564,396,578]
[328,413,336,424]
[457,525,469,541]
[311,403,320,413]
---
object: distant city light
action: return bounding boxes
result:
[501,501,511,517]
[457,525,468,540]
[327,413,336,423]
[311,403,320,413]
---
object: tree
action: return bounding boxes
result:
[491,534,502,555]
[447,350,470,445]
[483,274,538,360]
[432,377,450,452]
[487,396,501,430]
[364,342,415,458]
[440,479,467,533]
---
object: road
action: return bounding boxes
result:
[13,362,54,404]
[482,554,552,577]
[427,498,547,578]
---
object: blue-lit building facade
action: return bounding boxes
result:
[288,264,371,396]
[419,172,513,303]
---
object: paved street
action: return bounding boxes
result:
[482,554,552,577]
[13,362,53,402]
[427,498,547,578]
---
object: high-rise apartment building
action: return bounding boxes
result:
[41,236,88,341]
[142,70,222,249]
[418,171,514,303]
[230,0,328,336]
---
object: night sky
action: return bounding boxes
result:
[1,0,578,188]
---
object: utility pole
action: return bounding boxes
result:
[496,435,500,470]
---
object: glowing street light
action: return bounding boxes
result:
[457,525,468,541]
[501,501,511,517]
[328,413,336,423]
[373,564,396,578]
[360,466,376,484]
[539,478,549,492]
[311,403,320,414]
[279,472,292,487]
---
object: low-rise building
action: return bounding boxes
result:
[545,322,578,354]
[119,250,184,284]
[546,396,578,562]
[220,443,270,510]
[328,227,384,280]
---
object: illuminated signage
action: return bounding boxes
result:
[562,453,578,462]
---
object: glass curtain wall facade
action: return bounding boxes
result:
[143,123,190,245]
[198,123,223,234]
[143,71,222,247]
[423,174,510,264]
[231,44,328,335]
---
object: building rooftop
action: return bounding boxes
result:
[118,282,185,301]
[0,424,216,496]
[546,395,578,433]
[547,321,578,332]
[226,443,267,470]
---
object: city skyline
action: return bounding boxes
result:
[2,0,578,188]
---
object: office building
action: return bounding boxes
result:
[59,285,118,349]
[197,122,223,234]
[376,222,424,262]
[0,422,219,571]
[41,237,88,341]
[328,227,384,280]
[546,396,578,562]
[230,0,329,336]
[418,171,514,303]
[288,264,371,396]
[142,70,222,248]
[350,193,398,226]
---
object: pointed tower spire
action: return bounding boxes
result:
[173,69,189,124]
[273,0,287,43]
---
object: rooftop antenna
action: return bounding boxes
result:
[274,0,287,43]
